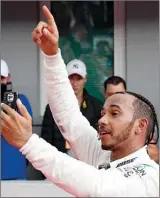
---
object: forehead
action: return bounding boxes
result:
[104,93,135,110]
[69,74,83,79]
[106,83,125,93]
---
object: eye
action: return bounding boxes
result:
[112,111,119,117]
[77,76,82,80]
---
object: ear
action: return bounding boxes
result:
[135,118,148,135]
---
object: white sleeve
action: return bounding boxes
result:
[20,134,151,197]
[43,50,106,167]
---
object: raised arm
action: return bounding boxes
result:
[32,5,106,166]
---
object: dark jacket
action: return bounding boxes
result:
[41,89,103,153]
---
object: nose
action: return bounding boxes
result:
[73,80,77,87]
[98,115,109,126]
[70,79,77,87]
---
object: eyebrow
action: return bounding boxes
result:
[101,104,122,113]
[109,104,122,110]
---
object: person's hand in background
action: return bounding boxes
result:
[1,99,32,149]
[32,5,59,55]
[148,142,159,163]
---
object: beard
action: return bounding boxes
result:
[101,121,135,151]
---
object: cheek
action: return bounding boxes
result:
[81,82,85,88]
[109,116,133,133]
[69,79,73,85]
[1,79,7,84]
[78,81,85,88]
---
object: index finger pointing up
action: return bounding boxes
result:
[42,5,54,26]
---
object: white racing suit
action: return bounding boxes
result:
[20,50,159,197]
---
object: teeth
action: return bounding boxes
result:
[99,130,111,135]
[100,132,110,135]
[101,132,107,135]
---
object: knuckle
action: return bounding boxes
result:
[32,36,37,42]
[31,30,35,36]
[28,116,32,123]
[4,114,10,122]
[38,21,45,26]
[11,112,16,119]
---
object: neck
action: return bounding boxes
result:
[76,90,84,105]
[110,141,144,162]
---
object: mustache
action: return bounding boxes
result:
[96,124,112,140]
[98,125,112,134]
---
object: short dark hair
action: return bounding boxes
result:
[127,91,159,145]
[104,76,127,91]
[114,91,159,145]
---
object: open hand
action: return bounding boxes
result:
[32,5,59,55]
[0,99,32,149]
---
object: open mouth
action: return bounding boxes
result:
[99,131,111,137]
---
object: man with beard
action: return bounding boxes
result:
[1,6,159,196]
[103,75,159,163]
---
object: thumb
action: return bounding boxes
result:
[16,99,31,120]
[43,28,58,44]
